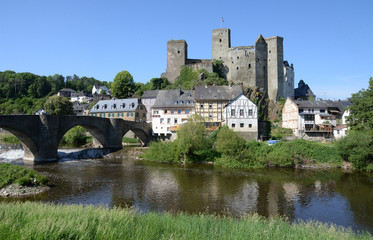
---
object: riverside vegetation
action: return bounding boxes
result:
[0,163,48,191]
[142,115,366,170]
[0,202,371,240]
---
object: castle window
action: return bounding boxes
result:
[264,66,266,70]
[248,64,251,69]
[236,67,239,70]
[219,57,221,59]
[240,123,244,128]
[219,39,222,42]
[235,48,237,52]
[177,51,180,54]
[256,58,259,62]
[269,50,271,53]
[237,56,239,59]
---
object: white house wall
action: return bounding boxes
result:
[225,95,258,132]
[282,98,299,136]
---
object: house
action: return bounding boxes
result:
[194,85,242,129]
[294,80,315,100]
[333,124,348,139]
[282,98,343,140]
[224,94,258,140]
[73,102,90,116]
[151,89,195,139]
[57,88,77,98]
[141,90,159,123]
[92,85,109,95]
[70,91,93,103]
[89,98,146,121]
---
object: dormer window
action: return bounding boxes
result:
[103,104,107,109]
[96,105,99,109]
[113,104,116,109]
[131,103,135,108]
[122,103,126,108]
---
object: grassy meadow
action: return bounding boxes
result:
[0,202,371,240]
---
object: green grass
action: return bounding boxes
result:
[0,202,370,240]
[0,163,48,188]
[0,135,21,144]
[122,137,139,143]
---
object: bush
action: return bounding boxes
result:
[336,131,373,170]
[270,126,293,140]
[142,141,178,163]
[0,163,48,188]
[60,126,88,147]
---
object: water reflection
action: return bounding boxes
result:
[0,155,372,234]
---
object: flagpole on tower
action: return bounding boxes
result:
[221,17,224,28]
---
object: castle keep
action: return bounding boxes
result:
[166,28,294,101]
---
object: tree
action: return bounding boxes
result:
[346,77,373,134]
[216,127,245,155]
[112,71,135,98]
[44,95,74,115]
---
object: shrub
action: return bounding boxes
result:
[142,141,178,163]
[61,126,88,147]
[336,131,373,170]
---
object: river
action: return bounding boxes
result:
[1,146,372,234]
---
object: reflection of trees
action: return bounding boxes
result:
[335,172,373,233]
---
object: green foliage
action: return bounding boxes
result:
[122,137,139,143]
[0,163,48,188]
[346,77,373,135]
[175,66,200,90]
[112,70,136,98]
[175,114,214,162]
[216,128,245,155]
[142,141,179,163]
[1,202,369,240]
[267,140,341,167]
[270,126,293,140]
[336,131,373,170]
[44,95,74,115]
[0,135,20,144]
[60,126,88,147]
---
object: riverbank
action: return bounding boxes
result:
[0,202,370,240]
[0,163,49,197]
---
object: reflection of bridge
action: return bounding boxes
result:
[0,115,152,162]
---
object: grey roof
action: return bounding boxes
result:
[152,89,195,108]
[141,90,159,98]
[73,102,90,111]
[58,88,77,93]
[294,80,315,99]
[194,85,242,101]
[295,100,352,112]
[90,98,140,113]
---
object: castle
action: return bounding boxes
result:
[165,28,294,101]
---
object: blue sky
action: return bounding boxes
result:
[1,0,372,100]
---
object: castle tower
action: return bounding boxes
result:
[166,40,188,83]
[254,35,268,90]
[265,36,284,100]
[212,28,231,61]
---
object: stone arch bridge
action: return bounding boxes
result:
[0,115,152,162]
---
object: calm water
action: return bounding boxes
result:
[1,148,373,234]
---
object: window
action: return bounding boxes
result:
[232,123,235,128]
[320,109,325,113]
[143,113,146,117]
[217,103,222,109]
[249,124,252,128]
[231,109,235,116]
[131,113,133,117]
[299,109,303,113]
[240,109,244,116]
[113,104,116,109]
[127,113,130,117]
[167,118,171,124]
[164,110,168,114]
[248,109,253,116]
[185,110,190,114]
[174,118,178,124]
[117,113,120,117]
[248,64,251,69]
[160,118,164,124]
[154,110,159,114]
[209,104,213,109]
[171,110,175,114]
[178,110,182,114]
[209,113,213,118]
[136,112,139,117]
[167,127,170,131]
[200,104,204,109]
[240,123,244,128]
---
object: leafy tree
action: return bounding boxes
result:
[216,127,245,155]
[112,71,135,98]
[175,114,213,162]
[62,126,87,147]
[44,95,74,115]
[336,131,373,170]
[346,77,373,135]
